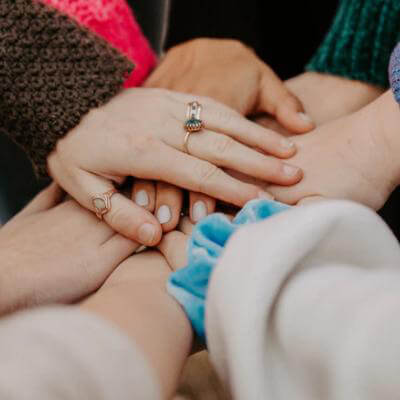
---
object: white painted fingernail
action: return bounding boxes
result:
[157,205,171,224]
[280,138,295,149]
[258,191,275,200]
[283,164,300,177]
[298,112,313,124]
[135,190,149,207]
[192,201,207,222]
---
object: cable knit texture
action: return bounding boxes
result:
[389,43,400,104]
[39,0,157,87]
[306,0,400,88]
[0,0,133,177]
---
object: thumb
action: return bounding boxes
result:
[258,67,314,134]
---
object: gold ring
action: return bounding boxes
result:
[183,131,193,153]
[183,101,203,153]
[91,189,118,220]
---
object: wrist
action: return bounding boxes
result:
[286,72,384,125]
[374,91,400,187]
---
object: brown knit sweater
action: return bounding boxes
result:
[0,0,133,177]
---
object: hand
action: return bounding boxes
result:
[0,184,138,315]
[256,72,385,134]
[267,94,400,210]
[147,38,314,131]
[49,88,303,241]
[143,39,313,227]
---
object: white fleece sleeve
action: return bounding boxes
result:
[0,306,161,400]
[206,200,400,400]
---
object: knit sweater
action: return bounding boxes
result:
[0,0,154,177]
[307,0,400,88]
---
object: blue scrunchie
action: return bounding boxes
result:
[167,199,290,342]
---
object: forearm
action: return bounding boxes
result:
[81,254,193,399]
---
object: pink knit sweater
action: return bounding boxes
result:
[39,0,157,88]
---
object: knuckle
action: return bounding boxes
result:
[47,152,58,174]
[213,136,234,158]
[127,135,158,159]
[107,207,136,237]
[225,38,247,52]
[216,108,234,125]
[193,162,220,192]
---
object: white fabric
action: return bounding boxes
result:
[206,200,400,400]
[0,307,160,400]
[1,200,400,399]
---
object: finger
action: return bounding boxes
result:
[155,182,183,233]
[50,199,117,243]
[178,216,195,236]
[132,179,156,212]
[258,67,314,134]
[100,234,140,266]
[50,158,162,246]
[82,234,140,289]
[149,143,272,207]
[172,130,303,185]
[201,101,297,158]
[158,231,188,271]
[297,195,326,206]
[164,91,296,158]
[251,114,292,137]
[17,182,64,217]
[189,191,215,223]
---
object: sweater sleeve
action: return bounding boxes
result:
[0,0,133,177]
[306,0,400,88]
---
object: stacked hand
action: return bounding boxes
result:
[49,88,303,242]
[144,38,389,215]
[137,38,313,229]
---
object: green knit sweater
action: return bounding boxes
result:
[306,0,400,88]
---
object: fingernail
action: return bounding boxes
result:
[135,190,149,207]
[283,164,300,177]
[280,138,295,150]
[138,223,156,245]
[157,205,172,224]
[298,112,313,124]
[192,201,207,222]
[258,191,275,200]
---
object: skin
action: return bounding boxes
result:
[268,91,400,209]
[0,184,138,315]
[138,38,314,231]
[0,189,193,397]
[140,38,383,230]
[48,88,302,244]
[82,230,192,400]
[257,72,385,134]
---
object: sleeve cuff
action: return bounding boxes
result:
[306,0,400,88]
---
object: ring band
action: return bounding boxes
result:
[183,131,192,153]
[184,101,203,153]
[91,188,118,220]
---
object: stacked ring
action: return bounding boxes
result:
[91,188,118,220]
[184,101,203,153]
